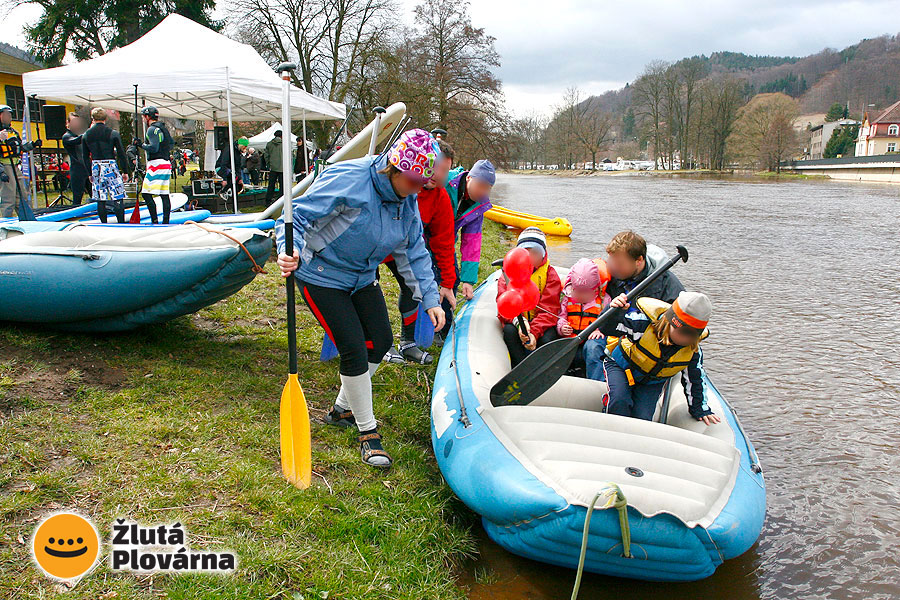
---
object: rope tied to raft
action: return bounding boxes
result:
[185,221,266,274]
[571,483,632,600]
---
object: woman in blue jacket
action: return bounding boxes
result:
[276,129,445,469]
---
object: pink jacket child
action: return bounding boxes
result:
[557,258,612,381]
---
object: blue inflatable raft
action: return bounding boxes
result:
[430,271,766,582]
[0,223,272,332]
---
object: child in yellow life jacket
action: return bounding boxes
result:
[557,258,611,381]
[601,291,722,425]
[497,227,562,367]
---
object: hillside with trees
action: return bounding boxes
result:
[522,33,900,171]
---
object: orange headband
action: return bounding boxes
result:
[672,299,708,330]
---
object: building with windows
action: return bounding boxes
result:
[808,118,860,160]
[855,100,900,157]
[0,42,76,141]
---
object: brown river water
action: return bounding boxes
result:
[458,173,900,600]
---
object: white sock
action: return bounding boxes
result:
[336,371,377,432]
[334,363,379,411]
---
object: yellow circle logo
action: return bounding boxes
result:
[31,512,100,580]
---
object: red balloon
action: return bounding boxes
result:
[503,247,533,284]
[516,279,540,311]
[497,288,525,320]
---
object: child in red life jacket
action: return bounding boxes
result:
[497,227,562,368]
[557,258,611,381]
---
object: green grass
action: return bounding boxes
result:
[0,221,514,599]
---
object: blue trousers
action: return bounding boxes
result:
[603,359,665,421]
[582,338,607,382]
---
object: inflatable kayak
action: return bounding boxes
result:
[485,205,573,237]
[430,270,765,582]
[0,223,272,332]
[0,194,190,225]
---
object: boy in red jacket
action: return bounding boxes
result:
[383,139,458,364]
[497,227,562,367]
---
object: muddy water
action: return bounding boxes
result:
[460,173,900,600]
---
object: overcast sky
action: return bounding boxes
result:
[7,0,900,116]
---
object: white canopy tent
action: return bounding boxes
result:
[22,14,345,212]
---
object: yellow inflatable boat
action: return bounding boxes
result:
[485,205,573,236]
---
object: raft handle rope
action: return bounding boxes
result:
[727,400,762,474]
[185,221,266,274]
[571,484,632,600]
[450,310,472,428]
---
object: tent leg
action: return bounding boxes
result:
[302,109,308,176]
[225,68,238,215]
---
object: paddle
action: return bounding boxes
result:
[129,199,142,223]
[413,303,435,348]
[320,334,339,362]
[489,245,689,407]
[276,62,311,489]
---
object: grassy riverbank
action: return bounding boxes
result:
[0,220,514,599]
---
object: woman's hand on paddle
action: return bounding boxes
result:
[440,286,457,309]
[700,414,721,426]
[610,293,630,310]
[277,249,299,278]
[461,282,474,300]
[426,306,446,332]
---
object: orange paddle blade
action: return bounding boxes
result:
[280,373,311,488]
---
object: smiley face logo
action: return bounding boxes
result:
[31,512,100,580]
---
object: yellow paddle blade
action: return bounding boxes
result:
[280,373,311,488]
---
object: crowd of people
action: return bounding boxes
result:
[274,127,719,471]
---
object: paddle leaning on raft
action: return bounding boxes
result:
[430,246,765,581]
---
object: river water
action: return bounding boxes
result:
[460,173,900,600]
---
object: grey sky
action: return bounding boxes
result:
[455,0,900,116]
[7,0,900,117]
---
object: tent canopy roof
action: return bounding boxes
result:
[21,14,345,122]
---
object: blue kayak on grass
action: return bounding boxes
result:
[430,270,766,582]
[0,224,272,332]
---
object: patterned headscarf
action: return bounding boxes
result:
[387,128,440,182]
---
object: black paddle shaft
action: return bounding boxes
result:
[489,245,689,406]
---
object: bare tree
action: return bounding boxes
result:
[728,92,800,171]
[573,100,615,169]
[631,61,669,166]
[234,0,395,139]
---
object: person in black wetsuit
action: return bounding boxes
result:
[82,107,130,223]
[61,113,89,205]
[139,106,174,223]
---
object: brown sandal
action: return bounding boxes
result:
[358,430,392,469]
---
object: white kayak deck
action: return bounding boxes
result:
[465,276,739,529]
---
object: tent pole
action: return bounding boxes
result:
[302,109,308,175]
[225,67,238,214]
[21,87,37,207]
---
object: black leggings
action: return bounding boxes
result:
[70,172,88,205]
[383,259,419,340]
[143,193,171,224]
[502,322,560,368]
[97,199,124,223]
[299,280,393,376]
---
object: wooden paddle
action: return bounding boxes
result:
[489,245,689,407]
[276,62,311,488]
